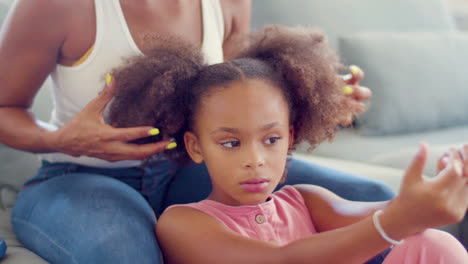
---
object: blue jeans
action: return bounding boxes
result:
[12,158,394,263]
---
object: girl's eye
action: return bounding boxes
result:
[264,137,281,145]
[221,141,240,148]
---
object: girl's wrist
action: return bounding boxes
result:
[372,210,404,245]
[378,199,424,241]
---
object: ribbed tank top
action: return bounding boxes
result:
[40,0,225,168]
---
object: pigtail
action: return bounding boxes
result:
[108,35,205,162]
[235,25,363,149]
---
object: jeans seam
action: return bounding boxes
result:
[12,217,78,264]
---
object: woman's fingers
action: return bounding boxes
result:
[104,126,160,142]
[103,140,173,161]
[350,85,372,101]
[88,74,116,114]
[342,65,364,85]
[340,66,371,108]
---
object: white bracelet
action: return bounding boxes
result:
[372,210,404,245]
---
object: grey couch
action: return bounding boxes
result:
[0,0,466,263]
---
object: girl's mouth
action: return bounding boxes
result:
[240,178,270,193]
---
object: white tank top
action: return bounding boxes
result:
[40,0,225,168]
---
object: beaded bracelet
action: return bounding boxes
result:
[372,210,404,245]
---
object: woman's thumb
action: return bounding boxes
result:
[402,143,428,186]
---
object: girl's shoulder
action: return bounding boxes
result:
[157,204,217,237]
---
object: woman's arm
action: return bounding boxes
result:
[0,0,68,152]
[0,0,170,160]
[220,0,251,60]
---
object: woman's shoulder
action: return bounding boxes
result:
[14,0,87,15]
[7,0,91,33]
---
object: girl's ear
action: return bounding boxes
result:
[184,131,204,163]
[288,125,295,149]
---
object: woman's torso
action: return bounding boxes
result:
[40,0,226,168]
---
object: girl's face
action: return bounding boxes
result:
[184,79,293,206]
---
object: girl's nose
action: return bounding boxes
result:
[243,145,265,168]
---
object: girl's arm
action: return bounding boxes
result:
[156,205,395,264]
[294,184,389,232]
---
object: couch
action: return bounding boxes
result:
[0,0,466,263]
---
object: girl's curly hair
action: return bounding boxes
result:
[108,25,363,164]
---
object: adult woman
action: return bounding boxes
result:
[0,0,392,262]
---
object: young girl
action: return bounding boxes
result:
[108,25,468,263]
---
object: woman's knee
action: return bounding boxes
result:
[12,174,161,263]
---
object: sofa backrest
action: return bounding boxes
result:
[0,3,8,25]
[251,0,456,49]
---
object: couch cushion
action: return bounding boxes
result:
[339,32,468,136]
[370,143,461,177]
[293,153,404,191]
[300,125,468,175]
[0,209,47,263]
[251,0,455,48]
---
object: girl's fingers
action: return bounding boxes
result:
[438,148,464,185]
[459,144,468,176]
[437,153,450,173]
[402,143,428,186]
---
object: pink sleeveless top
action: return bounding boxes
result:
[168,185,317,246]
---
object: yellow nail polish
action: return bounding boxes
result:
[342,86,354,95]
[148,128,160,136]
[106,73,112,85]
[166,142,177,150]
[350,65,359,75]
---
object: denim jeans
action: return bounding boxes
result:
[12,158,394,263]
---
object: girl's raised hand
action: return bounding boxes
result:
[44,77,172,162]
[385,144,468,237]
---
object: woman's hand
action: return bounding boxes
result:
[338,65,372,126]
[381,144,468,239]
[44,78,172,162]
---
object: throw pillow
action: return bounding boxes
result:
[339,32,468,136]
